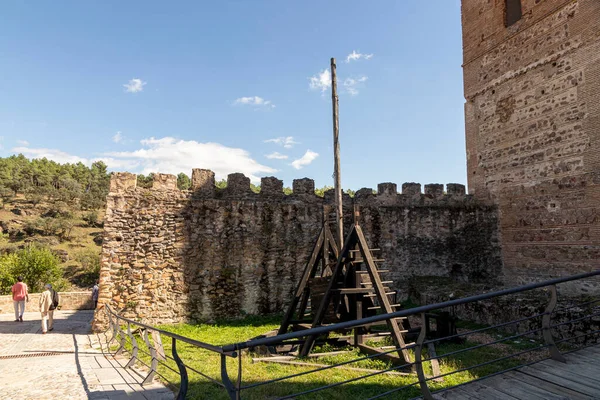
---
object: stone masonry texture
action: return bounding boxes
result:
[462,0,600,285]
[93,171,502,329]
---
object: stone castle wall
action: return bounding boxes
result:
[461,0,600,284]
[93,170,502,328]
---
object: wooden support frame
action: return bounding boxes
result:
[278,222,339,336]
[298,222,412,364]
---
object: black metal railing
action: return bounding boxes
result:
[102,270,600,399]
[103,304,240,399]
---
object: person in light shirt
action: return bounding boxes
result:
[39,284,54,334]
[11,276,29,322]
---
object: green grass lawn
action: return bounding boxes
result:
[110,314,553,400]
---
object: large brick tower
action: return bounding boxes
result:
[461,0,600,285]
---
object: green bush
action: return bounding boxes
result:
[34,216,76,240]
[23,219,40,236]
[82,211,98,227]
[75,248,101,286]
[0,245,67,294]
[25,186,46,207]
[44,201,74,219]
[0,253,19,294]
[80,191,106,210]
[56,217,75,240]
[0,187,13,208]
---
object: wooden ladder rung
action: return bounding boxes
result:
[364,292,395,298]
[356,270,389,274]
[381,341,415,349]
[348,248,380,253]
[361,281,393,285]
[352,258,385,263]
[367,303,402,310]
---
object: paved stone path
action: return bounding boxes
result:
[0,310,174,400]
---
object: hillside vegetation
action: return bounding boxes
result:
[0,154,354,295]
[0,155,110,294]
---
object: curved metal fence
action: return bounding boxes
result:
[102,269,600,399]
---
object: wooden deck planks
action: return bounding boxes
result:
[503,371,593,400]
[433,389,478,399]
[537,358,600,384]
[480,374,573,399]
[432,344,600,399]
[518,365,600,397]
[454,381,519,400]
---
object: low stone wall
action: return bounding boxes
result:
[0,291,94,314]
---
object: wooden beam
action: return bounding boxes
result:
[278,226,325,335]
[427,342,443,383]
[331,57,343,248]
[356,225,411,364]
[357,344,408,367]
[299,226,358,356]
[332,288,375,294]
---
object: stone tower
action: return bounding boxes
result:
[461,0,600,285]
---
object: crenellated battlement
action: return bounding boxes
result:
[152,173,177,191]
[225,173,251,197]
[260,176,283,198]
[108,169,473,205]
[96,169,501,327]
[191,169,215,195]
[109,172,137,192]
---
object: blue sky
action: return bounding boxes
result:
[0,1,466,190]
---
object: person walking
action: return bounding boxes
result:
[11,276,29,322]
[39,284,54,334]
[92,281,99,309]
[48,284,59,330]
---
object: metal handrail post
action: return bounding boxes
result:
[172,338,188,400]
[106,307,117,346]
[141,329,158,385]
[221,353,239,400]
[236,353,242,400]
[126,322,139,368]
[115,318,126,356]
[415,313,434,400]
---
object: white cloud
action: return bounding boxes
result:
[309,69,331,93]
[291,150,319,170]
[12,137,276,183]
[16,140,29,146]
[345,50,374,63]
[265,152,288,160]
[112,131,124,144]
[343,76,368,96]
[12,146,90,165]
[234,96,275,108]
[94,157,140,170]
[123,78,146,93]
[105,137,276,183]
[264,136,299,149]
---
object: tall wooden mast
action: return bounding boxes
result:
[331,57,343,248]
